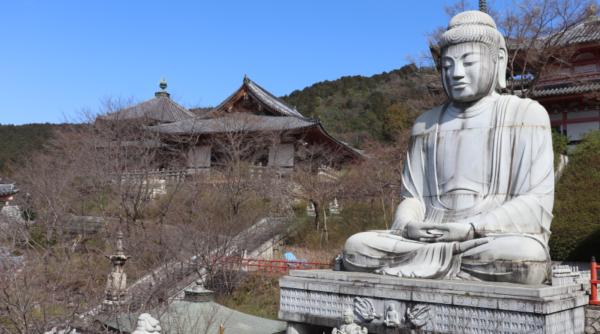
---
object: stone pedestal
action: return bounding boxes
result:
[278,270,590,334]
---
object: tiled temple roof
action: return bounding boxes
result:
[148,114,365,157]
[148,114,319,134]
[507,19,600,50]
[545,20,600,46]
[0,179,19,197]
[201,76,305,119]
[97,96,195,123]
[532,82,600,98]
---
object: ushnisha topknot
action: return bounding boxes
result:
[438,11,506,62]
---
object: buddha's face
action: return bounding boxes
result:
[441,43,496,102]
[344,313,353,324]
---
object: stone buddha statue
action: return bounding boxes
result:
[332,309,368,334]
[343,11,554,285]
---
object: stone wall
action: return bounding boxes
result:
[279,270,590,334]
[586,305,600,334]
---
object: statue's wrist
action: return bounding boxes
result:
[468,223,477,239]
[401,228,409,239]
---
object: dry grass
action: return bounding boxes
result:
[273,246,338,265]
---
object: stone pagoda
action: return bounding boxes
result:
[103,231,131,312]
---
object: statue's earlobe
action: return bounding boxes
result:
[497,48,508,90]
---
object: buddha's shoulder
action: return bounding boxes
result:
[410,104,446,135]
[501,95,550,127]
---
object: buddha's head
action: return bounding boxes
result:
[439,11,507,102]
[343,308,354,324]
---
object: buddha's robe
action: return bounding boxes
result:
[343,95,554,284]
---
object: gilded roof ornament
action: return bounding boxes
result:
[159,76,168,91]
[586,1,600,21]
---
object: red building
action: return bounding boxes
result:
[428,8,600,143]
[0,179,19,203]
[525,16,600,142]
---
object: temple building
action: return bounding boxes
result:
[520,12,600,142]
[95,76,365,174]
[96,77,196,126]
[148,75,365,173]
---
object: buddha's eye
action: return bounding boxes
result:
[463,54,480,66]
[442,61,453,69]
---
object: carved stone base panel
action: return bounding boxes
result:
[279,270,589,334]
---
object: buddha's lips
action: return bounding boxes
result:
[452,82,469,88]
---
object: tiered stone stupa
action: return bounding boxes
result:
[103,231,131,311]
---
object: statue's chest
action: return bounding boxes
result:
[436,113,494,195]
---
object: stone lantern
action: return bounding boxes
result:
[103,231,131,311]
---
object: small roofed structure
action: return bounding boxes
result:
[0,178,19,202]
[96,77,195,126]
[98,279,286,334]
[148,76,365,174]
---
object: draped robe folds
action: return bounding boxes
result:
[342,95,554,284]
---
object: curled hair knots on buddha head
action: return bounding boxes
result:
[438,11,506,63]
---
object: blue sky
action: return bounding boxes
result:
[2,0,490,125]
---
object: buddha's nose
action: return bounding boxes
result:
[452,64,465,80]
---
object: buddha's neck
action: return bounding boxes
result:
[449,92,500,118]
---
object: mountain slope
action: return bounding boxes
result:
[0,123,79,173]
[280,64,440,148]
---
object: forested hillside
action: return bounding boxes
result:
[0,123,79,173]
[0,66,442,172]
[280,64,443,148]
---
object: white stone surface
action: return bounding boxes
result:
[285,322,313,334]
[342,10,554,285]
[132,313,161,334]
[279,270,588,333]
[384,303,401,326]
[331,309,367,334]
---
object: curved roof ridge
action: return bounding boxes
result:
[200,82,246,119]
[243,76,305,118]
[97,95,195,123]
[200,76,306,119]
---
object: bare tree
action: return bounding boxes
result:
[499,0,593,96]
[0,100,295,333]
[415,0,592,99]
[286,143,349,244]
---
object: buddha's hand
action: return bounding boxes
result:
[406,222,474,242]
[405,222,444,241]
[433,223,474,242]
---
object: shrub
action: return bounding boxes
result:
[552,129,569,168]
[285,200,388,251]
[549,129,600,261]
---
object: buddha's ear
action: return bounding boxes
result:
[497,48,508,89]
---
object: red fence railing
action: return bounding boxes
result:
[591,257,600,305]
[215,256,334,274]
